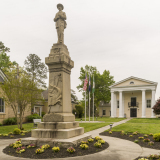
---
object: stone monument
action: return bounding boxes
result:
[22,4,91,148]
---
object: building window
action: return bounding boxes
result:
[117,100,119,108]
[103,110,106,115]
[0,98,4,113]
[130,81,134,84]
[146,100,151,108]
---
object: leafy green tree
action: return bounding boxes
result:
[24,54,47,114]
[0,41,17,73]
[71,89,78,102]
[0,68,44,129]
[24,54,47,88]
[77,65,115,116]
[75,104,84,118]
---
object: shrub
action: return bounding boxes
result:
[144,134,148,138]
[138,137,144,140]
[41,144,50,149]
[95,136,102,141]
[8,132,13,135]
[13,143,22,148]
[129,135,133,137]
[88,138,94,142]
[134,139,139,143]
[27,144,36,148]
[143,138,150,142]
[0,123,2,126]
[52,146,60,152]
[94,142,102,148]
[81,141,89,144]
[109,131,112,134]
[98,140,105,144]
[16,147,25,154]
[35,148,44,154]
[153,133,160,142]
[3,117,17,125]
[152,98,160,115]
[121,130,125,135]
[149,133,153,136]
[75,104,84,118]
[21,133,25,136]
[147,154,160,159]
[133,132,138,135]
[13,128,21,135]
[148,141,154,146]
[67,147,75,153]
[10,135,14,138]
[0,134,2,136]
[42,112,46,117]
[27,114,41,122]
[80,144,89,149]
[3,134,8,136]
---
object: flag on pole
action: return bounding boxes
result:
[92,75,95,93]
[89,74,91,92]
[83,73,88,91]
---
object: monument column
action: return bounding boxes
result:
[119,91,123,118]
[141,89,146,118]
[151,89,156,118]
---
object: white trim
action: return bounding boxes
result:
[0,98,5,113]
[110,76,158,88]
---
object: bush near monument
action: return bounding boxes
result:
[27,114,42,122]
[152,98,160,115]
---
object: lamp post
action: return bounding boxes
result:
[110,124,113,130]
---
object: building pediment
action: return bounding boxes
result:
[110,76,157,88]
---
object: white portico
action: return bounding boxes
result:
[110,76,158,118]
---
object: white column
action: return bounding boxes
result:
[122,92,124,117]
[151,89,156,118]
[141,89,146,118]
[111,91,115,118]
[119,91,123,118]
[40,107,42,117]
[114,93,117,117]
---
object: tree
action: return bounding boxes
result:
[24,54,47,114]
[24,54,47,88]
[77,65,115,116]
[0,41,17,73]
[71,89,78,102]
[152,98,160,115]
[0,68,44,129]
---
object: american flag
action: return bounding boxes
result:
[83,73,88,91]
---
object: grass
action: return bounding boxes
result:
[76,117,126,123]
[107,118,160,134]
[0,123,33,134]
[79,123,111,133]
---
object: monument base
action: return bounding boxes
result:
[22,134,91,148]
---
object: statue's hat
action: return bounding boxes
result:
[57,4,64,10]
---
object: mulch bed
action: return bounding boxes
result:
[3,141,109,159]
[100,131,160,160]
[100,131,160,150]
[0,132,31,139]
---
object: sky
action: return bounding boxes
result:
[0,0,160,101]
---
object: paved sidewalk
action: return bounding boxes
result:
[0,118,160,160]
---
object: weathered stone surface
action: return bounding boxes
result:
[22,134,91,148]
[43,113,75,122]
[31,127,84,139]
[38,121,79,129]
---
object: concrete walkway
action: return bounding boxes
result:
[0,118,160,160]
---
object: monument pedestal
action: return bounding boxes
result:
[22,43,91,146]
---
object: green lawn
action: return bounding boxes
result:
[0,123,34,134]
[76,117,126,123]
[79,123,111,133]
[107,118,160,134]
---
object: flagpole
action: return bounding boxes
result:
[89,87,90,122]
[89,73,90,122]
[85,90,86,122]
[93,75,94,121]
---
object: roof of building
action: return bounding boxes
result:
[110,76,158,88]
